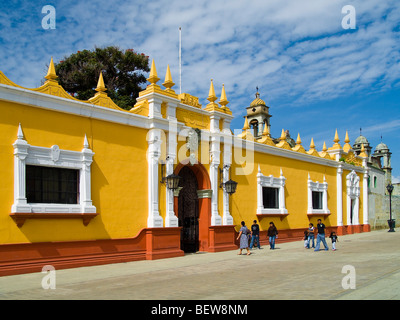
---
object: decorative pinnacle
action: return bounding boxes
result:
[333,129,340,143]
[309,138,315,149]
[163,64,175,90]
[279,129,286,141]
[95,72,107,92]
[147,59,160,84]
[218,84,229,106]
[322,141,327,152]
[242,116,250,130]
[344,130,350,144]
[45,57,58,82]
[262,124,270,137]
[207,79,217,103]
[296,133,302,145]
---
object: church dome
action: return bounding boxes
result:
[250,92,266,107]
[354,135,368,145]
[375,142,389,151]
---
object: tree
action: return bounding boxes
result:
[55,46,150,110]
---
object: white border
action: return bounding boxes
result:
[307,174,330,214]
[257,166,288,215]
[11,124,96,214]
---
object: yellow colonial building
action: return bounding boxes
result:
[0,58,370,276]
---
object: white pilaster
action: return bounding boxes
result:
[12,124,30,213]
[336,164,343,227]
[222,131,233,225]
[81,135,96,212]
[165,118,178,227]
[210,135,222,226]
[148,96,163,119]
[363,166,369,226]
[147,129,163,228]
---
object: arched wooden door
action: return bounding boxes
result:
[178,166,199,253]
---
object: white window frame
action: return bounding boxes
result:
[307,174,330,215]
[11,124,96,214]
[257,167,288,215]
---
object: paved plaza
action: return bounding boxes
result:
[1,228,400,300]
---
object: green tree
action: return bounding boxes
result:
[55,46,150,110]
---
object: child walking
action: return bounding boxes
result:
[329,231,339,251]
[304,230,309,249]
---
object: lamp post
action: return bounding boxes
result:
[386,183,395,232]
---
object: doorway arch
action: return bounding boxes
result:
[174,162,211,252]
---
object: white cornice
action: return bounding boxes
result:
[0,84,150,130]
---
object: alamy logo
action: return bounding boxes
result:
[41,5,56,30]
[341,265,356,289]
[41,265,56,289]
[341,5,356,30]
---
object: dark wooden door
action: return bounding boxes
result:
[178,166,199,253]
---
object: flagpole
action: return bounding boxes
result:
[179,26,182,94]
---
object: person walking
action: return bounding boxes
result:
[314,219,329,251]
[237,221,251,255]
[267,222,278,250]
[329,231,339,251]
[307,223,315,249]
[249,220,261,249]
[303,230,309,249]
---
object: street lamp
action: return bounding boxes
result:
[386,183,395,232]
[164,173,181,191]
[223,179,238,195]
[160,163,181,191]
[219,167,238,195]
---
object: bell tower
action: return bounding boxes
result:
[373,139,392,188]
[245,89,272,139]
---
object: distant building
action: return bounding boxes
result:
[352,132,396,229]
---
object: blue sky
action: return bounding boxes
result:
[1,0,399,182]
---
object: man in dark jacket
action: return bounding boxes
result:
[250,220,262,249]
[314,219,329,251]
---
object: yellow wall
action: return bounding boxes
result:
[231,147,338,233]
[0,100,148,244]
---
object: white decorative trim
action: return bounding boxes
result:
[210,135,222,225]
[257,166,288,215]
[222,130,234,225]
[346,170,360,225]
[362,167,369,226]
[147,129,163,227]
[336,164,343,227]
[11,124,96,214]
[307,174,330,215]
[165,119,178,228]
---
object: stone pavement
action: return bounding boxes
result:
[0,228,399,300]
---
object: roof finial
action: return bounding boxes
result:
[207,79,217,103]
[255,86,260,98]
[242,116,250,130]
[218,83,229,107]
[95,71,107,92]
[147,59,160,85]
[163,64,175,91]
[45,57,58,82]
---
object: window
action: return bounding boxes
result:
[11,124,96,216]
[257,167,288,215]
[312,191,323,210]
[26,166,79,204]
[263,187,279,209]
[307,175,329,215]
